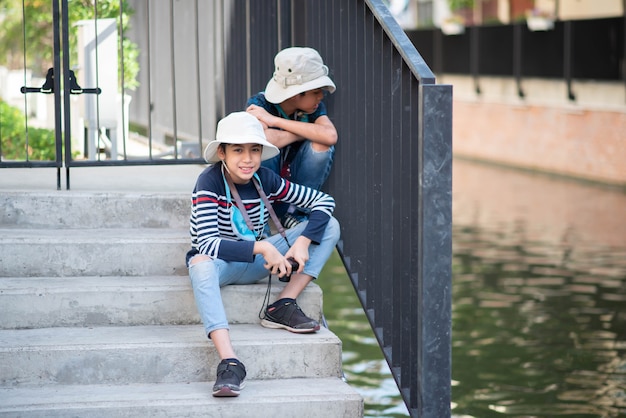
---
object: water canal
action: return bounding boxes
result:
[318,158,626,417]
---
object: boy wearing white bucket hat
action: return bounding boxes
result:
[186,112,340,397]
[246,47,337,229]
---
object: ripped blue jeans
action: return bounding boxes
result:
[188,217,340,337]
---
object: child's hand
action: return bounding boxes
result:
[284,236,311,274]
[255,241,293,278]
[246,105,274,129]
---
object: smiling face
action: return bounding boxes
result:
[217,143,263,184]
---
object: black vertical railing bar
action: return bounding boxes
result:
[92,2,103,162]
[290,0,298,47]
[470,25,481,94]
[359,8,375,312]
[319,0,328,57]
[368,12,382,331]
[623,7,626,102]
[513,22,525,98]
[388,53,405,371]
[61,0,73,189]
[403,72,419,407]
[214,0,224,120]
[145,0,154,159]
[360,0,373,315]
[354,0,366,232]
[433,29,442,75]
[326,0,352,281]
[119,0,128,158]
[194,0,203,150]
[338,0,353,293]
[54,0,64,187]
[330,0,359,287]
[168,0,179,159]
[19,0,30,164]
[411,75,423,416]
[244,0,251,100]
[563,21,576,101]
[291,1,305,45]
[378,35,394,348]
[247,1,277,97]
[223,0,247,114]
[355,0,369,307]
[276,0,288,51]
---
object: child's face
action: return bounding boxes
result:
[292,88,325,114]
[218,143,263,184]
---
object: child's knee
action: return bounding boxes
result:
[310,142,332,153]
[189,254,212,265]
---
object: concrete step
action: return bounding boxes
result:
[0,378,364,417]
[0,191,189,229]
[0,324,342,386]
[0,276,323,329]
[0,228,189,277]
[0,188,365,416]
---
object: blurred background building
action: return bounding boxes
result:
[389,0,625,187]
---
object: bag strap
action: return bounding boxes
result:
[223,170,291,246]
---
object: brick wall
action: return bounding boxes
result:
[444,75,626,187]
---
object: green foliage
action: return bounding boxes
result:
[0,0,139,91]
[0,99,56,161]
[448,0,474,12]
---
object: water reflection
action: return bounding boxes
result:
[452,159,626,418]
[320,159,626,417]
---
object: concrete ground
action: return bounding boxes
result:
[0,164,207,193]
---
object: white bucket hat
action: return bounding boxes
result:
[264,47,336,104]
[203,112,279,163]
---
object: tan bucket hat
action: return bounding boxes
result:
[264,47,336,104]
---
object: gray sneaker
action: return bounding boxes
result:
[261,298,320,333]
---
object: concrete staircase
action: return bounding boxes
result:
[0,190,363,417]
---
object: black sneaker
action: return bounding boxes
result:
[261,298,320,333]
[212,358,246,397]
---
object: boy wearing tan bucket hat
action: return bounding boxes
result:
[186,112,340,397]
[246,47,337,229]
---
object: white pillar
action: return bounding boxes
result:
[76,18,119,160]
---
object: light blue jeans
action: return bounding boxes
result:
[188,217,340,337]
[262,141,335,218]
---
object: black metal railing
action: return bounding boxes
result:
[223,1,453,416]
[407,17,625,101]
[317,3,452,416]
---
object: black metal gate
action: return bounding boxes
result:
[0,0,206,189]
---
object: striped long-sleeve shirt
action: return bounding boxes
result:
[186,163,335,265]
